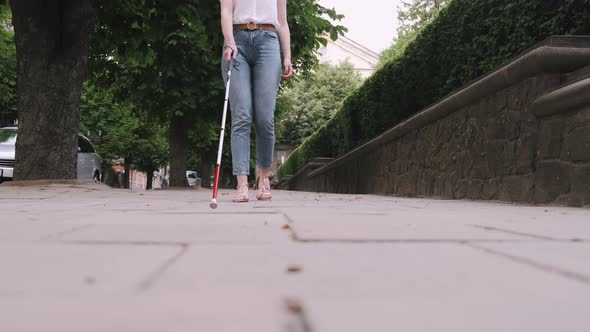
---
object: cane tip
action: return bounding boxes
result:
[209,199,218,209]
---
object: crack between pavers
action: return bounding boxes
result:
[60,240,188,247]
[280,212,582,244]
[281,213,548,244]
[471,224,565,241]
[281,212,300,241]
[466,243,590,286]
[0,197,54,200]
[291,238,544,244]
[39,224,95,241]
[283,297,313,332]
[137,243,189,293]
[152,211,282,215]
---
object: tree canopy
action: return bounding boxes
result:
[80,82,168,188]
[0,5,16,127]
[277,62,362,146]
[88,0,346,186]
[380,0,450,66]
[3,0,346,184]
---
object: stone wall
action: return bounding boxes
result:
[532,73,590,206]
[280,37,590,207]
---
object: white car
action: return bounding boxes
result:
[0,127,102,182]
[186,170,200,187]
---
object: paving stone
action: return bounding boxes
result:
[0,186,589,331]
[281,244,590,332]
[475,242,590,279]
[0,243,179,295]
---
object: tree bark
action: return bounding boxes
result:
[199,160,212,189]
[10,0,96,180]
[169,115,189,187]
[123,159,130,189]
[199,148,216,189]
[146,166,154,190]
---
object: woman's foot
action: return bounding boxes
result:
[232,184,249,203]
[256,176,272,201]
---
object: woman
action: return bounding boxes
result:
[220,0,293,203]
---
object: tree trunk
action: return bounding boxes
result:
[199,161,212,189]
[11,0,96,180]
[146,167,154,190]
[169,115,189,187]
[199,149,216,189]
[123,159,130,189]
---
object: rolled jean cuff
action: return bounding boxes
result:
[232,167,250,176]
[257,163,272,171]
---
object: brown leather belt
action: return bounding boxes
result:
[233,22,276,32]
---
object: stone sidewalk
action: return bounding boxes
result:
[1,183,589,331]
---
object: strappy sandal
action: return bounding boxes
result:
[232,184,249,203]
[256,176,272,201]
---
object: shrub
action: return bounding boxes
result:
[278,0,590,179]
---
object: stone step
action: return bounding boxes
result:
[532,75,590,117]
[562,65,590,86]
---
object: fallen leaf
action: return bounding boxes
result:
[285,298,303,314]
[281,224,291,230]
[286,264,303,273]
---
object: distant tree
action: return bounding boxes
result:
[80,83,168,189]
[379,0,449,65]
[277,62,362,146]
[80,84,137,162]
[90,1,222,188]
[128,120,168,190]
[397,0,449,41]
[0,5,16,127]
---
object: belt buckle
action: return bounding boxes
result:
[247,22,257,31]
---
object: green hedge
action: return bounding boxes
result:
[278,0,590,179]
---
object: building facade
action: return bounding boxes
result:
[317,35,380,78]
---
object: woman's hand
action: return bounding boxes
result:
[224,44,238,62]
[282,58,293,79]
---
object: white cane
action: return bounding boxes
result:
[210,59,233,209]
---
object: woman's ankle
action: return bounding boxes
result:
[236,174,248,188]
[259,169,271,178]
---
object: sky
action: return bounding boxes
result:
[318,0,405,54]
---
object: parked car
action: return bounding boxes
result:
[0,127,102,182]
[186,170,200,187]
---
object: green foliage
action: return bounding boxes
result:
[89,0,347,114]
[89,1,229,186]
[287,0,347,74]
[80,83,168,171]
[89,0,347,183]
[90,1,222,120]
[397,0,449,41]
[277,62,362,146]
[278,0,590,179]
[128,119,168,173]
[0,5,16,127]
[380,0,449,67]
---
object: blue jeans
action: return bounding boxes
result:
[222,30,282,176]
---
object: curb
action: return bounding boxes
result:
[0,179,109,188]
